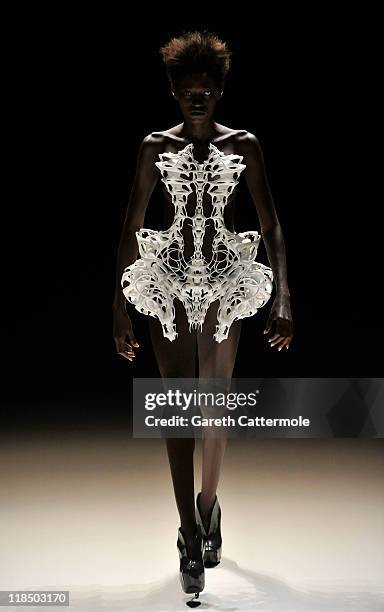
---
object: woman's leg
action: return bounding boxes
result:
[148,298,198,555]
[197,299,242,529]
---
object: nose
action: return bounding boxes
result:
[190,93,206,107]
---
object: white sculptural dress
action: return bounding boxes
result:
[121,142,274,343]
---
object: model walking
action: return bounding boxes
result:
[113,30,293,604]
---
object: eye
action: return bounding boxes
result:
[204,90,212,97]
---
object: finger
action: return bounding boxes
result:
[123,342,135,355]
[277,338,290,351]
[117,344,136,359]
[127,334,140,348]
[117,338,136,355]
[118,351,132,361]
[285,336,293,350]
[123,346,136,356]
[283,335,293,350]
[268,333,280,342]
[270,336,283,346]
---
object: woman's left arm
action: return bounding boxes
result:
[239,131,293,350]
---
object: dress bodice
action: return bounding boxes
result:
[155,142,246,221]
[153,142,248,263]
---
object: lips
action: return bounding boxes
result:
[190,109,206,115]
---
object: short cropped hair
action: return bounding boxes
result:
[159,29,232,89]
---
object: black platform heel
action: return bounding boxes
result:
[195,492,222,568]
[177,523,205,596]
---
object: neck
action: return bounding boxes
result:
[180,119,217,144]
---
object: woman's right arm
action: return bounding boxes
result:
[112,134,161,359]
[112,134,161,310]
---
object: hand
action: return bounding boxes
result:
[263,293,293,351]
[113,305,140,362]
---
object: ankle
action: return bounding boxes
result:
[180,522,198,543]
[180,524,200,558]
[198,493,216,527]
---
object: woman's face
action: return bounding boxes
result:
[172,72,222,122]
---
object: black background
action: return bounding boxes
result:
[4,9,380,430]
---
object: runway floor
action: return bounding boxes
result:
[0,431,383,611]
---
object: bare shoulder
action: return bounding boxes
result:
[234,130,264,162]
[140,131,168,152]
[132,132,168,171]
[142,128,187,154]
